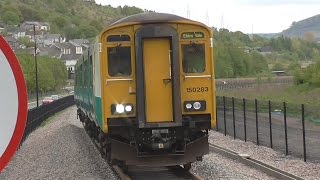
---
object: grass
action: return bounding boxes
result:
[217,84,320,107]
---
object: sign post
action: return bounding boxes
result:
[0,35,28,172]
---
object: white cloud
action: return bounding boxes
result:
[95,0,320,33]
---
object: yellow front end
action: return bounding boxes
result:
[100,22,216,133]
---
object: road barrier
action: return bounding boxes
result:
[20,95,75,145]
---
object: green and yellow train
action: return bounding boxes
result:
[75,12,216,169]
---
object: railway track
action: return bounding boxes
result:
[209,143,304,180]
[114,165,202,180]
[83,123,202,180]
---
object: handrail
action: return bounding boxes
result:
[184,75,211,79]
[105,78,133,84]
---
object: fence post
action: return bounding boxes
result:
[243,98,247,142]
[284,102,288,156]
[223,96,226,136]
[268,100,273,149]
[302,104,306,162]
[232,97,236,139]
[255,99,259,145]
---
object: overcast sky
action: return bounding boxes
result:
[95,0,320,34]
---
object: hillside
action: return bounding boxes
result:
[282,14,320,40]
[0,0,144,39]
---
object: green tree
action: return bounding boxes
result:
[78,25,98,38]
[2,11,20,25]
[16,54,67,93]
[18,36,33,47]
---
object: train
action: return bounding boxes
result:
[74,12,216,171]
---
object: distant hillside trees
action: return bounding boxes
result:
[294,60,320,87]
[17,54,67,93]
[214,29,268,78]
[0,0,144,39]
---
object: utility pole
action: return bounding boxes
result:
[206,10,209,26]
[187,5,190,19]
[33,25,39,107]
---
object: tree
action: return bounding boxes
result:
[18,36,33,47]
[78,25,98,38]
[52,16,67,29]
[272,62,285,71]
[303,32,316,43]
[2,11,20,25]
[16,54,67,93]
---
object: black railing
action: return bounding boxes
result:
[20,95,75,145]
[216,96,320,162]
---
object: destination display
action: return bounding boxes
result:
[181,32,204,39]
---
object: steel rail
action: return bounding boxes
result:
[209,143,304,180]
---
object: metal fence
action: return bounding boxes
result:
[20,95,75,145]
[216,96,320,162]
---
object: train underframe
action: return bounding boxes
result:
[77,108,210,170]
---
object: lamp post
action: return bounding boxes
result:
[33,25,39,107]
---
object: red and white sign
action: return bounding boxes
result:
[0,36,28,172]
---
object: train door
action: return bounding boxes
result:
[143,38,173,123]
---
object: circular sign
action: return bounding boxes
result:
[0,35,28,172]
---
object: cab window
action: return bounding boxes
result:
[107,46,132,76]
[182,44,205,73]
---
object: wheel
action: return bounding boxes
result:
[183,163,191,171]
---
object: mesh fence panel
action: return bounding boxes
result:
[304,105,320,162]
[214,96,320,162]
[286,103,304,159]
[256,100,271,147]
[243,98,258,144]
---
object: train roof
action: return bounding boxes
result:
[110,12,206,27]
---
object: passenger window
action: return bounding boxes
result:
[108,46,132,76]
[182,43,205,73]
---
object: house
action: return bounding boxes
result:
[43,34,66,46]
[69,39,90,53]
[258,45,273,55]
[4,36,19,51]
[25,30,44,46]
[53,42,87,78]
[13,28,27,39]
[20,21,50,32]
[0,24,4,33]
[38,46,62,58]
[39,22,50,31]
[15,47,40,55]
[20,21,42,31]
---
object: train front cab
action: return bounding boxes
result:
[101,20,216,167]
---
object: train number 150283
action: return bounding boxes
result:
[186,87,209,93]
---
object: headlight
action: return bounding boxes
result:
[185,103,192,109]
[125,105,133,112]
[111,104,134,114]
[116,104,125,113]
[183,101,206,112]
[193,102,201,110]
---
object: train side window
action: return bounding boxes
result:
[90,55,93,87]
[107,35,130,42]
[79,65,83,87]
[107,46,132,77]
[182,43,205,73]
